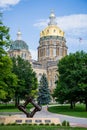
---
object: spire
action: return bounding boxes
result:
[17,29,22,40]
[48,10,57,26]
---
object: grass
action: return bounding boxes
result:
[48,104,87,118]
[0,125,87,130]
[0,103,87,118]
[0,103,33,113]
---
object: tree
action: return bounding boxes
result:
[53,51,87,110]
[78,52,87,111]
[12,56,38,105]
[37,73,51,105]
[0,13,18,102]
[0,13,10,55]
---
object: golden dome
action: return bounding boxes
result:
[40,11,64,38]
[40,25,64,37]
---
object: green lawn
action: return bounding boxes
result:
[0,103,87,118]
[48,104,87,118]
[0,103,33,113]
[0,125,87,130]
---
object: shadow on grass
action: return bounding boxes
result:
[48,104,87,118]
[0,104,33,112]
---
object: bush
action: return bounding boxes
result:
[45,123,50,126]
[56,124,61,126]
[67,121,70,126]
[62,120,66,126]
[50,123,55,126]
[32,123,37,126]
[62,120,70,126]
[39,123,44,125]
[0,123,4,126]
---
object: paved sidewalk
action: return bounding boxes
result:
[33,106,87,128]
[0,106,87,128]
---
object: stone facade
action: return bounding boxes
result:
[0,116,61,125]
[8,11,67,92]
[37,11,67,92]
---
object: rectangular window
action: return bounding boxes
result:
[59,48,62,56]
[46,48,49,56]
[53,48,56,56]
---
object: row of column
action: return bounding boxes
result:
[38,46,67,59]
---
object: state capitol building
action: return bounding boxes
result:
[8,11,68,92]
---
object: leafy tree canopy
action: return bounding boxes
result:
[0,13,18,101]
[12,56,38,104]
[53,51,87,110]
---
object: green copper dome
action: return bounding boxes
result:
[10,40,28,50]
[10,30,29,51]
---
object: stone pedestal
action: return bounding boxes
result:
[0,116,61,125]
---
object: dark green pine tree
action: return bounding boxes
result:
[37,73,51,105]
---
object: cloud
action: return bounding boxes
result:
[0,0,20,11]
[34,19,48,29]
[57,14,87,30]
[34,14,87,53]
[34,14,87,32]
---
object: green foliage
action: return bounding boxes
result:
[62,120,67,126]
[67,121,70,126]
[39,123,44,125]
[37,73,51,105]
[50,123,55,126]
[62,120,70,126]
[0,13,10,56]
[0,124,87,130]
[53,51,87,110]
[12,56,38,104]
[0,14,18,101]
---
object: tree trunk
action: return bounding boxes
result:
[70,100,73,109]
[73,102,75,108]
[15,96,19,107]
[85,98,87,111]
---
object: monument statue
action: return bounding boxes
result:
[17,96,42,118]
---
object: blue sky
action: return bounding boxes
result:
[0,0,87,60]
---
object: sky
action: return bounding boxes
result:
[0,0,87,60]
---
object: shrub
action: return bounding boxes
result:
[0,123,4,126]
[39,123,44,125]
[32,123,37,126]
[62,120,70,126]
[45,123,50,125]
[50,123,55,126]
[67,121,70,126]
[56,124,61,126]
[62,120,67,126]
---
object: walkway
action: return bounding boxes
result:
[1,106,87,128]
[33,106,87,128]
